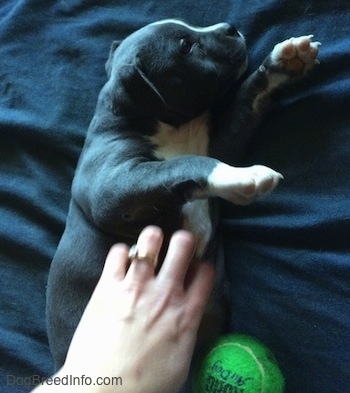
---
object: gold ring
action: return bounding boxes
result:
[128,244,157,268]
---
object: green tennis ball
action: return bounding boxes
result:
[194,334,285,393]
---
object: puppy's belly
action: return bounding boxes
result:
[181,199,212,258]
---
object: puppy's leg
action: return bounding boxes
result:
[206,163,283,205]
[252,35,321,112]
[213,35,321,163]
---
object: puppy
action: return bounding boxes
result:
[46,19,320,369]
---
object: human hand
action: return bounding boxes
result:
[56,226,214,393]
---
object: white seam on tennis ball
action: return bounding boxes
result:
[205,342,266,393]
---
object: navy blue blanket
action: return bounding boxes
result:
[1,1,349,392]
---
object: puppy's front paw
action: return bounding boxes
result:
[267,35,321,76]
[208,164,283,205]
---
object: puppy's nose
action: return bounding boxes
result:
[225,25,240,37]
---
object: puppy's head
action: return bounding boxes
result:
[106,19,247,126]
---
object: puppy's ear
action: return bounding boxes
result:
[133,56,167,107]
[111,55,167,118]
[105,40,122,78]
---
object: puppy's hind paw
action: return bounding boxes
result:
[269,35,321,76]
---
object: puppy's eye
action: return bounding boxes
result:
[180,38,194,55]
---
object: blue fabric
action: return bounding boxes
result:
[0,1,349,392]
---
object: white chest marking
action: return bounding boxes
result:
[150,112,212,257]
[151,112,210,160]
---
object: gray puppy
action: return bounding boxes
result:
[46,19,320,369]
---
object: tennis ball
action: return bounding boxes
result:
[194,334,284,393]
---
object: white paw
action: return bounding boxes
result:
[270,35,321,76]
[207,163,283,205]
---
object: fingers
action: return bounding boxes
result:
[157,230,196,286]
[102,226,163,284]
[103,226,212,311]
[102,226,214,334]
[125,226,164,283]
[128,226,164,268]
[102,243,130,281]
[104,227,195,286]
